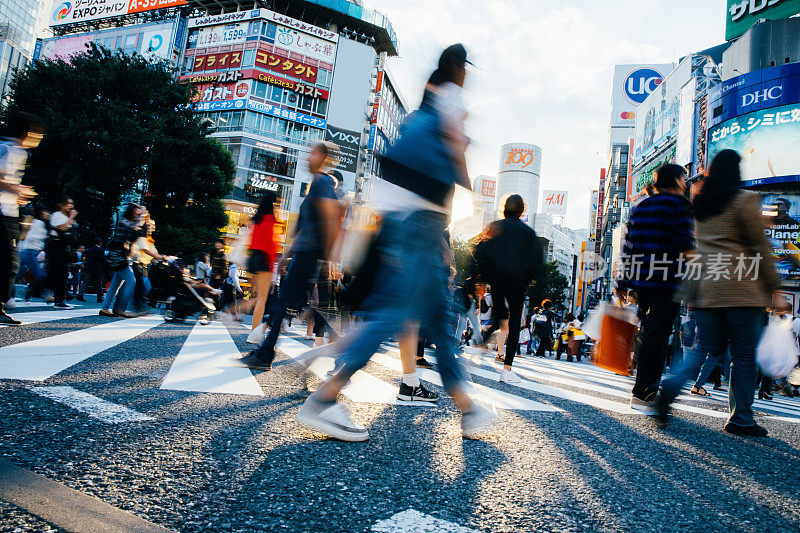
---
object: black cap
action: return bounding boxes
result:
[439,43,473,68]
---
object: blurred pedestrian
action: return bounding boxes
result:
[47,195,78,309]
[130,215,166,312]
[472,194,541,381]
[100,203,146,318]
[0,112,42,324]
[533,300,556,358]
[657,150,789,436]
[19,204,49,301]
[246,191,279,344]
[238,142,342,369]
[292,44,497,441]
[617,163,693,413]
[78,237,105,303]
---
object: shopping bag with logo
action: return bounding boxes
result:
[757,315,800,379]
[593,305,636,376]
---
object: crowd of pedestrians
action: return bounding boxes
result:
[2,44,798,445]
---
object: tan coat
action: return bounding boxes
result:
[692,190,781,308]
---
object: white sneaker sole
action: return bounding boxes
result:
[296,410,369,442]
[630,401,657,415]
[396,394,438,402]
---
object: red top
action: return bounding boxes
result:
[249,214,276,258]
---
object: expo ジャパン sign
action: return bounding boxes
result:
[51,0,187,27]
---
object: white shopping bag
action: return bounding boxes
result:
[757,315,800,379]
[582,304,606,340]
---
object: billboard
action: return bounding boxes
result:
[633,59,691,165]
[141,29,171,61]
[542,190,568,216]
[588,190,599,239]
[192,80,250,102]
[706,63,800,186]
[193,51,243,72]
[325,126,360,174]
[595,170,605,254]
[726,0,800,40]
[51,0,186,27]
[610,64,673,128]
[196,23,247,48]
[40,34,92,61]
[273,26,336,63]
[761,194,800,279]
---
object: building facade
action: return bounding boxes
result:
[495,143,541,226]
[0,0,39,100]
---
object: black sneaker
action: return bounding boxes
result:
[653,394,670,426]
[54,302,72,309]
[415,357,434,369]
[724,422,768,437]
[397,382,439,402]
[0,312,21,326]
[235,351,272,371]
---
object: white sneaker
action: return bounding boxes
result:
[499,368,521,384]
[246,325,266,345]
[461,404,499,438]
[296,398,369,442]
[630,395,657,415]
[5,299,16,310]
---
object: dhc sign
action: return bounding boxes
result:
[624,68,664,104]
[742,85,782,107]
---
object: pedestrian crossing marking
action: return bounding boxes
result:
[276,336,436,407]
[0,308,98,326]
[161,321,264,396]
[370,351,561,412]
[29,386,154,423]
[0,315,162,381]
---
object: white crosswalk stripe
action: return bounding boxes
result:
[1,316,799,425]
[161,320,264,396]
[0,315,163,381]
[0,308,99,326]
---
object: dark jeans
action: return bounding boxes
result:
[486,282,526,367]
[255,250,325,362]
[661,307,765,427]
[631,287,680,400]
[0,216,19,306]
[48,244,68,305]
[79,269,105,302]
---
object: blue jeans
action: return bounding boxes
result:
[19,248,45,282]
[101,265,135,313]
[661,307,765,427]
[332,210,466,392]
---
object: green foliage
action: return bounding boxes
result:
[451,238,474,283]
[528,261,570,313]
[1,43,234,258]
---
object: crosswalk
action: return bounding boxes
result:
[1,307,800,425]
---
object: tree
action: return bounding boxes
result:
[528,261,570,314]
[451,238,475,283]
[1,43,234,257]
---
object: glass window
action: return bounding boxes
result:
[620,153,628,165]
[315,98,328,115]
[267,85,283,102]
[261,115,275,134]
[283,91,299,107]
[243,49,255,68]
[218,112,230,129]
[317,69,331,87]
[248,20,261,35]
[298,94,313,112]
[252,80,266,98]
[249,146,296,177]
[244,111,260,133]
[125,34,137,47]
[103,37,114,50]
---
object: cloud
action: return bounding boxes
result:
[369,0,724,228]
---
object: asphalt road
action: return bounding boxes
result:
[1,300,799,532]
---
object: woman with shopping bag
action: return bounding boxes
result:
[656,150,790,437]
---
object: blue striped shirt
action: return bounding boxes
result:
[619,192,694,290]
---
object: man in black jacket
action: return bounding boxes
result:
[474,195,541,383]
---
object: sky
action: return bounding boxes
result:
[369,0,728,229]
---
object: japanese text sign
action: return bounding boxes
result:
[726,0,800,40]
[193,52,243,72]
[254,51,317,83]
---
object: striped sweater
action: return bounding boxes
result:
[619,192,694,290]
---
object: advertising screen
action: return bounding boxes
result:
[707,102,800,185]
[761,194,800,279]
[633,59,691,165]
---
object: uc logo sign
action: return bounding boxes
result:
[624,68,663,104]
[506,149,535,168]
[53,2,71,21]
